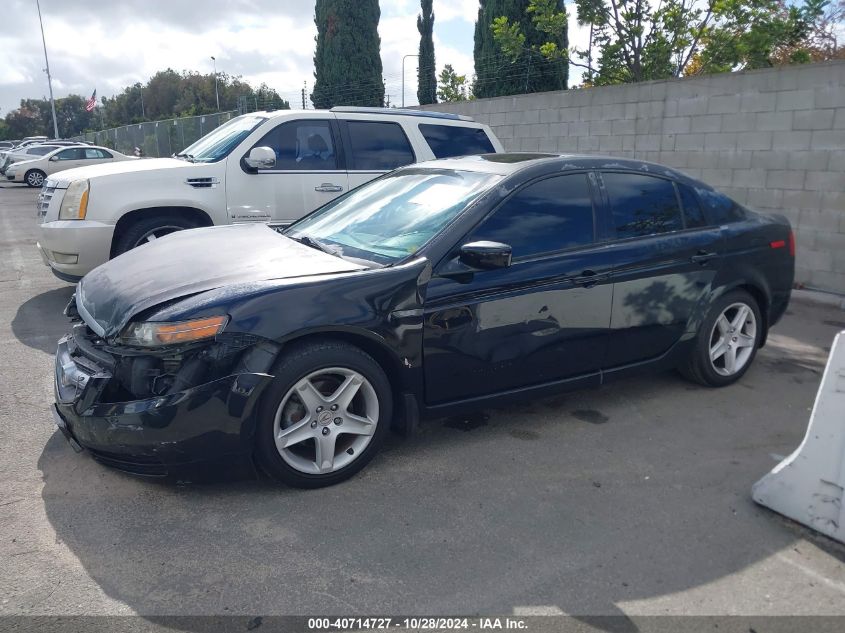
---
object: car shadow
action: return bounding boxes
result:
[11,285,75,354]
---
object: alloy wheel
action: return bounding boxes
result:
[708,302,757,377]
[273,367,379,475]
[27,171,44,187]
[133,225,185,247]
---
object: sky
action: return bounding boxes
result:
[1,0,589,117]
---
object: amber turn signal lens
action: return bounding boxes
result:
[154,316,228,344]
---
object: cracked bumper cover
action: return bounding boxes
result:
[53,334,273,476]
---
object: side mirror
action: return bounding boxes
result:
[244,146,276,170]
[49,155,59,161]
[458,241,512,270]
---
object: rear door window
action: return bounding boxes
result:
[419,124,495,158]
[602,172,683,239]
[345,121,415,171]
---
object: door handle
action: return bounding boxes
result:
[314,183,343,193]
[691,250,718,265]
[572,270,608,288]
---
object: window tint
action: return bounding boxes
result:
[346,121,414,170]
[419,124,496,158]
[603,172,683,239]
[253,119,337,170]
[695,187,745,224]
[469,174,595,260]
[56,148,84,160]
[677,183,706,228]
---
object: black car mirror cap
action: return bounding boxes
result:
[459,241,513,270]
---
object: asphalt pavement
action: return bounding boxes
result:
[1,181,844,619]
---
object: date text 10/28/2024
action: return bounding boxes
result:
[308,617,528,630]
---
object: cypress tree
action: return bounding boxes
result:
[312,0,384,108]
[474,0,568,98]
[416,0,437,105]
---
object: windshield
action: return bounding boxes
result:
[286,169,502,265]
[177,115,266,163]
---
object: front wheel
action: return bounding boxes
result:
[25,169,46,188]
[255,340,393,488]
[113,215,199,256]
[680,289,762,387]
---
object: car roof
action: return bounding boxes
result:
[406,153,707,187]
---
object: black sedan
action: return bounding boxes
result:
[53,154,795,487]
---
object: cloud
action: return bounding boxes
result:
[1,0,588,122]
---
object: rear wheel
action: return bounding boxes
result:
[113,215,199,256]
[255,340,393,488]
[25,169,46,188]
[680,289,762,387]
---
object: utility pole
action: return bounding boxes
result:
[36,0,59,139]
[401,54,420,108]
[139,85,145,119]
[302,81,306,109]
[211,56,220,111]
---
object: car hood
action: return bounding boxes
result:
[76,223,367,338]
[5,158,37,171]
[48,157,177,188]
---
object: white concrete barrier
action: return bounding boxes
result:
[752,331,845,543]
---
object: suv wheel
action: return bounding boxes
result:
[114,215,199,256]
[681,289,762,387]
[255,340,393,488]
[25,169,46,188]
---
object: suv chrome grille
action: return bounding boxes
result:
[36,184,57,222]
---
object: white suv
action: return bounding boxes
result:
[36,107,503,281]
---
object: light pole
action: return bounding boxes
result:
[138,85,145,119]
[211,56,220,111]
[35,0,59,139]
[401,54,419,109]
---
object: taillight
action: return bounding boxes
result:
[788,230,796,257]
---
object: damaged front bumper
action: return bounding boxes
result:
[53,327,273,477]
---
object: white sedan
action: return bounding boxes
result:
[6,145,134,187]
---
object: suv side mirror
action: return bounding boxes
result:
[458,241,512,270]
[49,155,59,161]
[244,146,276,170]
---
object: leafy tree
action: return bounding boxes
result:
[569,0,831,85]
[694,1,825,74]
[417,0,437,104]
[2,70,289,140]
[474,0,568,98]
[437,64,472,101]
[312,0,384,108]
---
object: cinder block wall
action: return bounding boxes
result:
[422,60,845,294]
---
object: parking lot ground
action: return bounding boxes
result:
[1,181,845,618]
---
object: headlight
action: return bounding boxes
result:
[59,179,89,220]
[120,315,228,347]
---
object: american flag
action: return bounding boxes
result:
[85,89,97,112]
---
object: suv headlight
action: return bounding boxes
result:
[59,179,89,220]
[120,316,228,347]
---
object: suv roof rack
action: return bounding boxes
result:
[329,106,475,122]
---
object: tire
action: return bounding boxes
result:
[255,340,393,488]
[680,289,763,387]
[113,214,199,256]
[25,169,46,188]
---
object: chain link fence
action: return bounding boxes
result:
[70,111,238,158]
